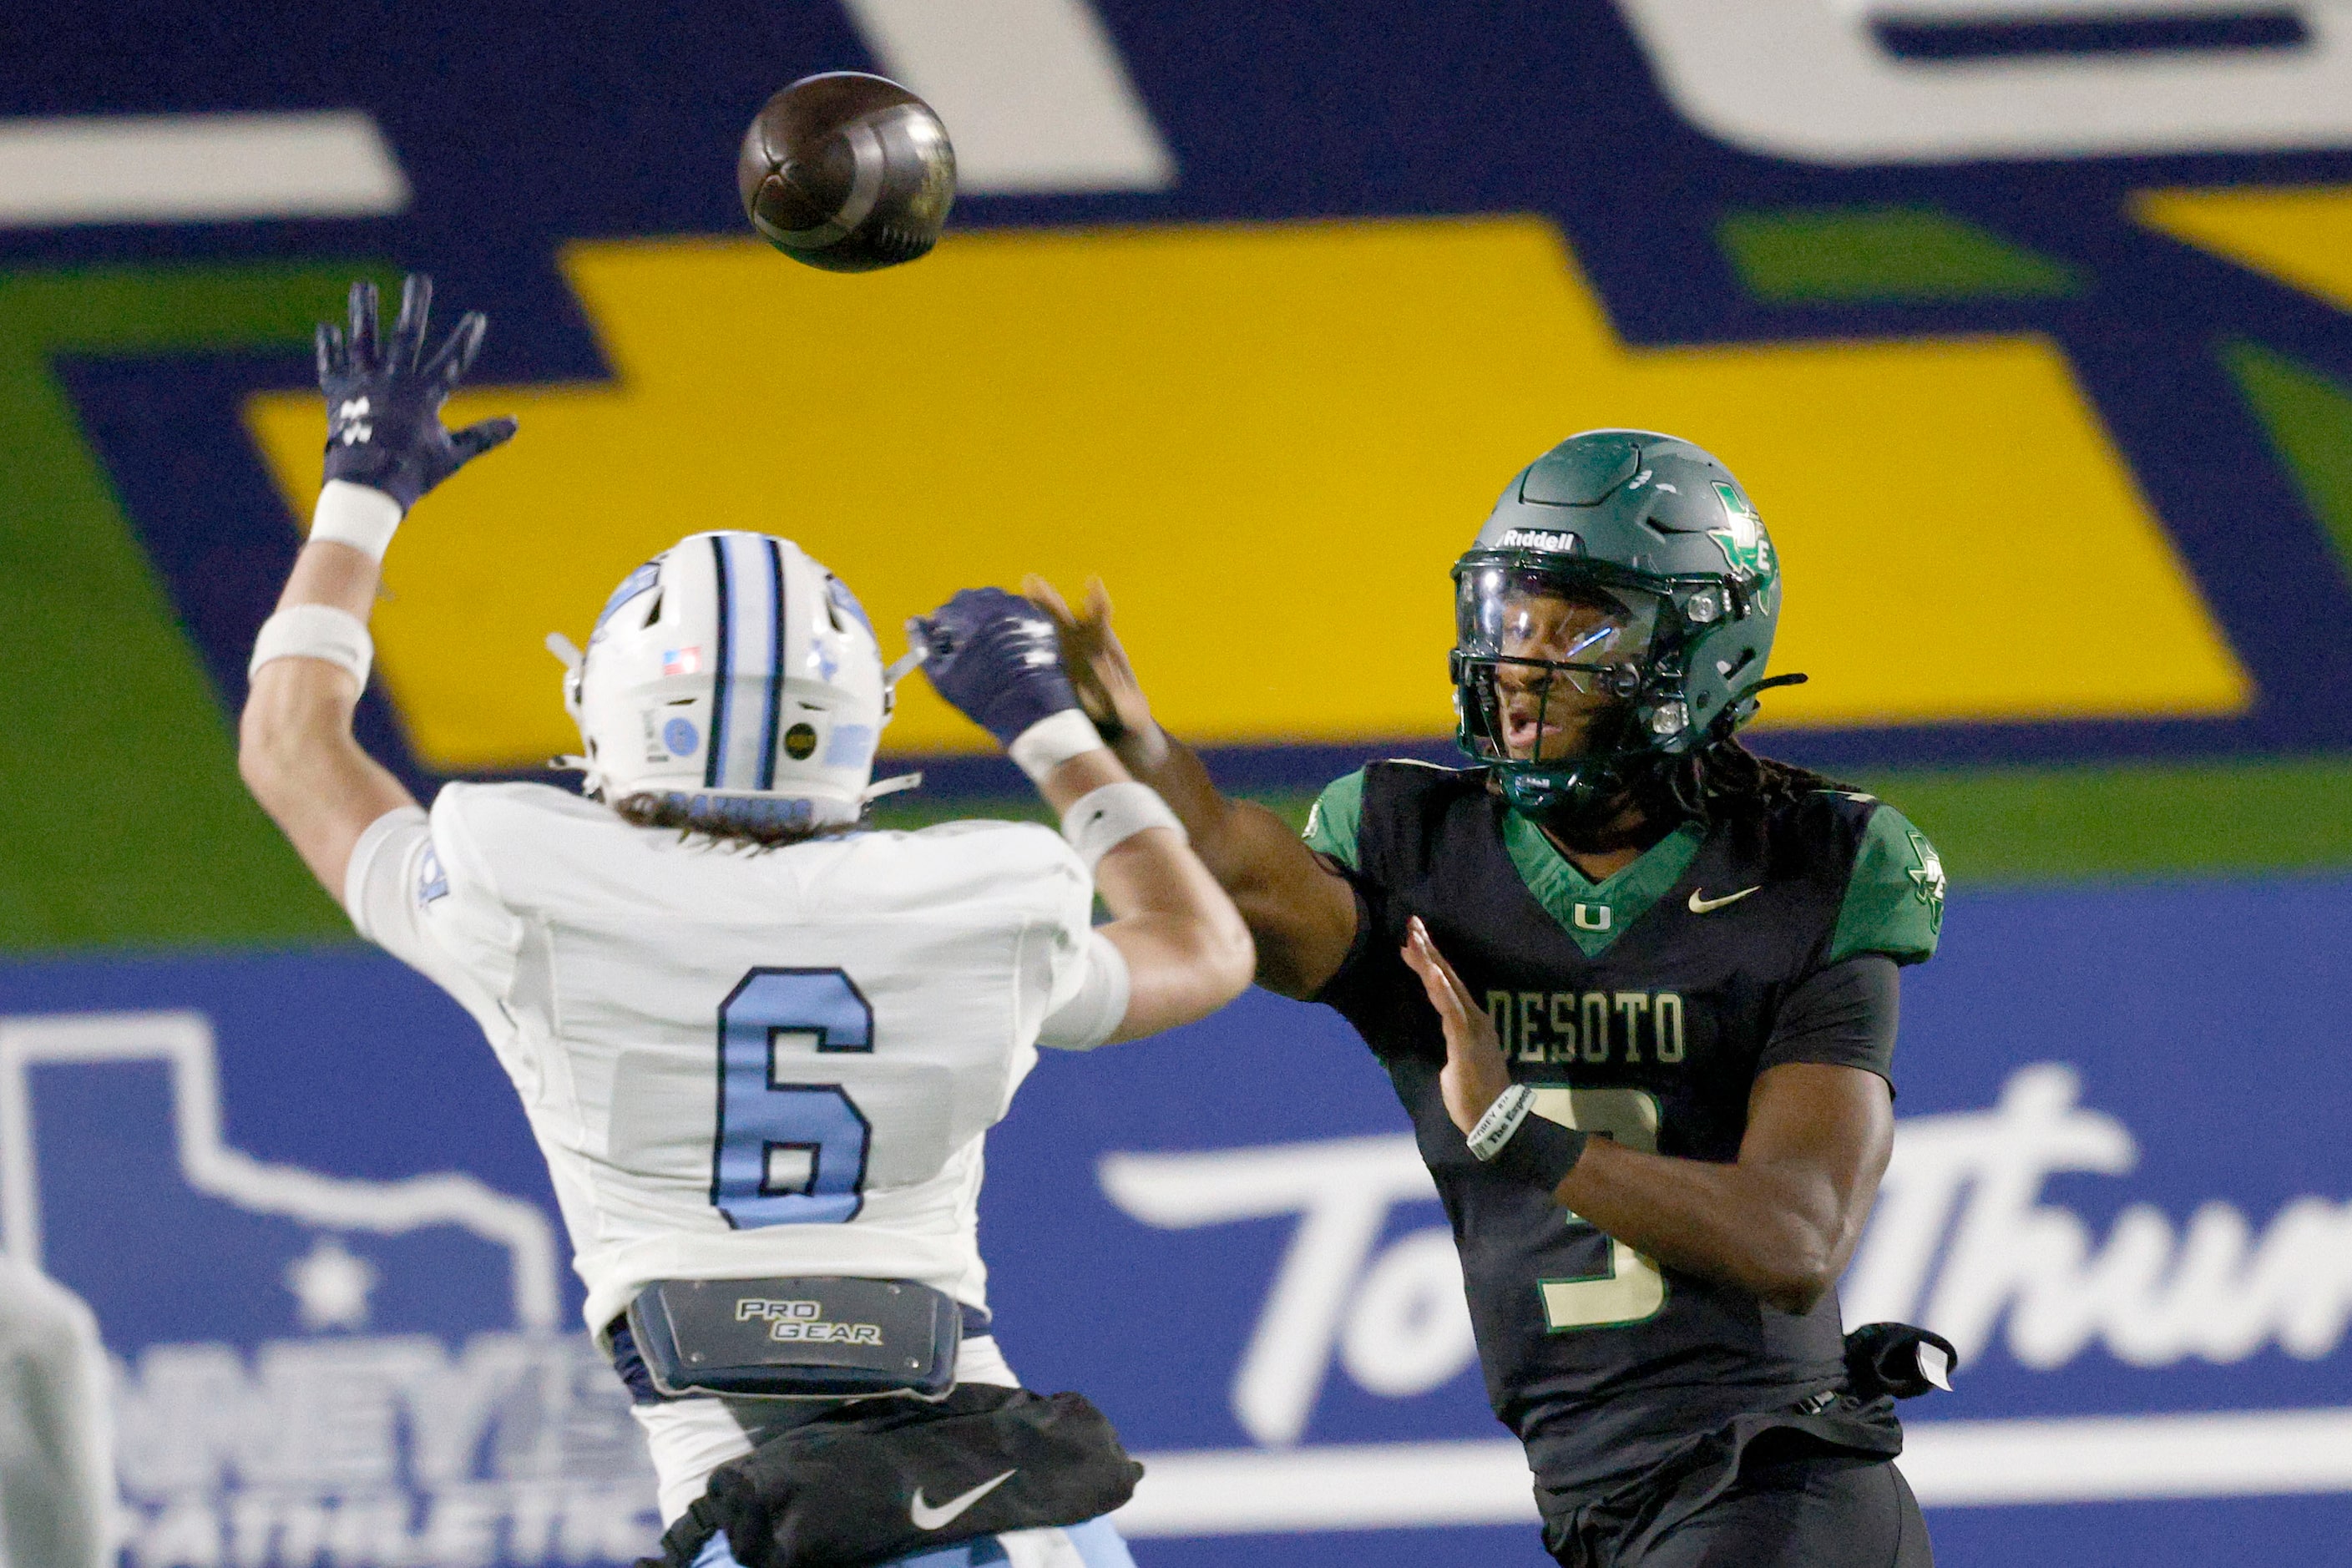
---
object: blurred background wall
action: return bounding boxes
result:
[6,3,2352,1563]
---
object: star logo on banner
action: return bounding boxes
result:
[286,1235,379,1332]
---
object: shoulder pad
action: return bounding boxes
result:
[1826,802,1945,966]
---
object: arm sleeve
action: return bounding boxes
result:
[1757,953,1901,1089]
[341,804,499,1014]
[1035,929,1133,1050]
[343,805,431,944]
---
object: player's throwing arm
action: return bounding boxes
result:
[908,586,1254,1039]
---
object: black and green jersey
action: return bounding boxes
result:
[1302,761,1944,1503]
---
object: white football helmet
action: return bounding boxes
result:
[550,531,918,829]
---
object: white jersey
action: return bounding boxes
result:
[346,783,1123,1342]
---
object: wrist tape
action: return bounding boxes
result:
[1060,781,1186,873]
[1467,1085,1535,1159]
[1469,1084,1590,1192]
[250,604,372,690]
[1007,708,1106,783]
[308,480,404,560]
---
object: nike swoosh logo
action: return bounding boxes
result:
[910,1469,1018,1530]
[1687,885,1761,914]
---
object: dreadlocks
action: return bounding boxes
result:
[1669,735,1856,825]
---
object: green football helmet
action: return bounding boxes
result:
[1449,429,1784,835]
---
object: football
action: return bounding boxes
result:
[736,72,957,273]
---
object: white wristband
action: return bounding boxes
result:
[308,480,403,560]
[1008,709,1107,783]
[1060,781,1186,873]
[250,604,372,690]
[1467,1084,1536,1162]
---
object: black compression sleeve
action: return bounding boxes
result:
[1490,1113,1588,1193]
[1757,953,1901,1087]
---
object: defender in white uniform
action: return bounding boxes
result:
[239,278,1253,1565]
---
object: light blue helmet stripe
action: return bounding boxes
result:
[715,533,778,791]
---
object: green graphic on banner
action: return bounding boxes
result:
[1719,205,2083,303]
[2225,339,2352,587]
[0,264,378,951]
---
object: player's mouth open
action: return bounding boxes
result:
[1505,706,1571,755]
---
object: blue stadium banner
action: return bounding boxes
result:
[7,871,2349,1566]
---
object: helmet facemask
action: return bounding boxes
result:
[1450,558,1704,842]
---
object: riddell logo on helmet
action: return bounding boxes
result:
[1500,529,1582,554]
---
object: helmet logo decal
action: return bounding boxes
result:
[663,717,698,756]
[784,722,818,761]
[1707,482,1774,581]
[1498,528,1583,554]
[823,723,877,767]
[660,646,701,676]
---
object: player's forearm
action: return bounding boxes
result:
[239,539,415,891]
[1106,728,1352,996]
[277,534,384,620]
[1039,749,1256,1025]
[241,539,379,786]
[1096,901,1254,1039]
[1106,726,1242,861]
[1555,1141,1858,1315]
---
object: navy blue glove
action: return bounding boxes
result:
[316,275,516,511]
[913,588,1085,748]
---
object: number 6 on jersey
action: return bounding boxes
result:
[713,968,875,1227]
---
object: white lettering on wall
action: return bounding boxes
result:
[109,1331,656,1567]
[1616,0,2352,163]
[1107,1064,2352,1450]
[1100,1135,1469,1445]
[1845,1062,2352,1368]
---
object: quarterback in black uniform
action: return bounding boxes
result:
[1026,430,1946,1565]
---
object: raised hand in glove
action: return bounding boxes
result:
[910,588,1088,752]
[317,274,515,513]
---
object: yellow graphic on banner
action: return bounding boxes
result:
[2135,185,2352,313]
[246,219,2248,769]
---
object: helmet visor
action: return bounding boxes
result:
[1454,565,1667,766]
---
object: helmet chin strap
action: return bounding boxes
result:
[861,771,923,804]
[1524,761,1685,854]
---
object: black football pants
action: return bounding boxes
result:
[1618,1452,1931,1568]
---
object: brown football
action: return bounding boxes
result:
[736,72,956,273]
